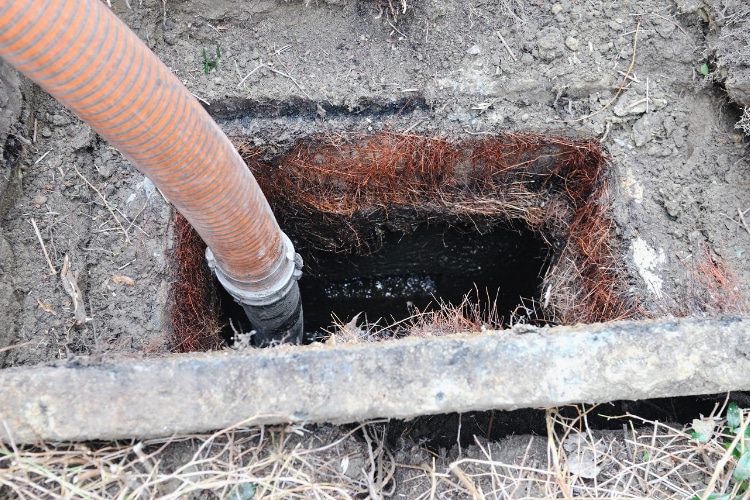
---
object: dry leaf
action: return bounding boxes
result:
[334,312,363,344]
[36,297,56,315]
[60,254,88,325]
[692,418,714,443]
[564,432,604,479]
[112,274,136,286]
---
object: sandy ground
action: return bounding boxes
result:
[1,0,750,495]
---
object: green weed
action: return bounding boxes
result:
[692,402,750,499]
[203,45,221,74]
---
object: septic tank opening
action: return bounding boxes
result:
[169,131,636,350]
[299,221,548,335]
[212,219,549,341]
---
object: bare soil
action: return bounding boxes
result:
[1,0,750,495]
[3,0,750,363]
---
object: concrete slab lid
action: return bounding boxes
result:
[1,316,749,444]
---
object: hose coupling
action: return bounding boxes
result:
[206,233,304,346]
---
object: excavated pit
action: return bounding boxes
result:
[170,130,634,350]
[298,222,548,334]
[215,213,550,342]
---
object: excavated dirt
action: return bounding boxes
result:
[1,0,750,494]
[3,0,750,363]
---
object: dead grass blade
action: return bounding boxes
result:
[3,403,748,498]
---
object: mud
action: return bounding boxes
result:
[1,0,747,366]
[0,1,750,356]
[1,0,750,494]
[0,0,743,372]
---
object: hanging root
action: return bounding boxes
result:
[170,131,637,350]
[238,131,636,330]
[169,213,223,352]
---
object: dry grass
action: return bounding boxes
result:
[325,286,505,344]
[0,421,384,499]
[738,107,750,136]
[394,403,746,499]
[3,402,747,499]
[440,410,703,499]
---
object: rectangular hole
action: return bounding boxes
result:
[170,132,633,349]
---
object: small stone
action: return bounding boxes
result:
[51,113,70,126]
[520,113,530,122]
[32,195,48,206]
[467,44,481,55]
[613,92,647,116]
[565,36,580,51]
[96,160,114,179]
[536,27,565,61]
[632,114,655,147]
[551,3,563,14]
[343,456,365,479]
[41,127,52,138]
[655,20,675,39]
[688,230,702,243]
[664,199,681,218]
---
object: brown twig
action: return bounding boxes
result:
[30,218,57,274]
[737,207,750,237]
[449,462,485,499]
[73,164,130,243]
[495,31,518,62]
[563,21,641,123]
[0,340,35,353]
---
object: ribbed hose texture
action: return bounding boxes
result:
[0,0,288,290]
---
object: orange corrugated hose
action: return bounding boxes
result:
[0,0,303,345]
